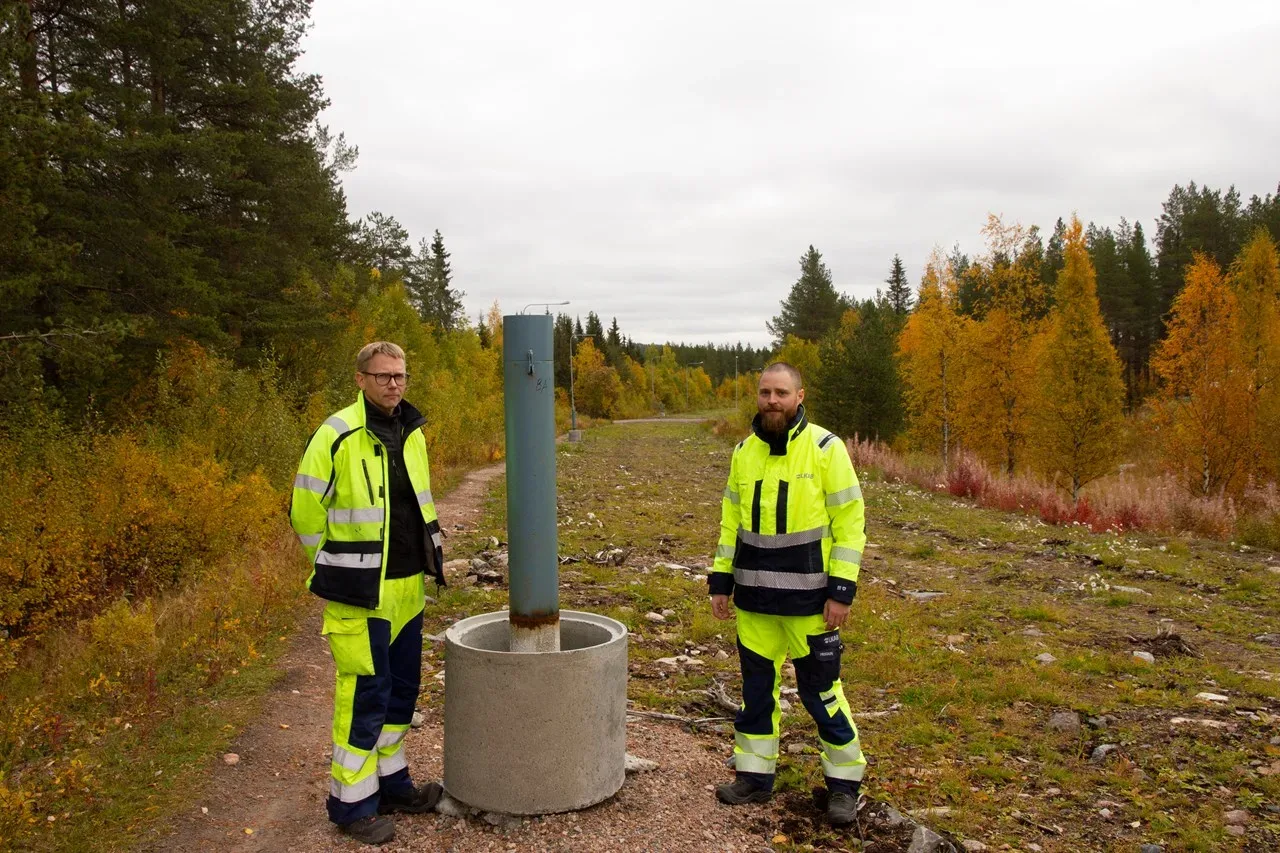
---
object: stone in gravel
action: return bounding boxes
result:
[1086,715,1111,729]
[1036,653,1057,664]
[1171,717,1234,730]
[434,792,467,817]
[654,655,704,668]
[786,743,806,755]
[660,608,675,618]
[469,557,489,571]
[906,591,946,602]
[1138,845,1163,853]
[1090,744,1119,763]
[644,611,666,623]
[487,536,500,549]
[443,559,471,574]
[488,552,509,569]
[962,842,988,852]
[779,698,792,711]
[1021,626,1045,637]
[1195,692,1229,703]
[714,650,730,660]
[482,812,521,829]
[222,753,240,765]
[472,569,504,584]
[1225,825,1245,837]
[1112,585,1149,595]
[410,710,424,729]
[1099,808,1112,818]
[1132,651,1156,664]
[907,825,954,853]
[1256,633,1280,646]
[457,574,477,586]
[1223,809,1249,825]
[623,754,659,773]
[1047,711,1081,732]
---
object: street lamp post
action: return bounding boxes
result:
[684,361,703,412]
[569,333,594,431]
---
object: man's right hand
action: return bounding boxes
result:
[710,594,732,620]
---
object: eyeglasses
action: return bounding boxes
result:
[361,371,410,387]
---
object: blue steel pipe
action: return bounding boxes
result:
[502,314,560,634]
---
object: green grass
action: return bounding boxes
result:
[422,420,1280,852]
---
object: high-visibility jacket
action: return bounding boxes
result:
[291,392,444,609]
[710,406,865,616]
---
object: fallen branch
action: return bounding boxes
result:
[706,681,740,714]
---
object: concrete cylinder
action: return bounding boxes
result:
[443,610,628,814]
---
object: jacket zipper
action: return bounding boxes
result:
[361,459,376,504]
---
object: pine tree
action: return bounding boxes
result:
[585,311,605,340]
[767,246,843,347]
[1028,218,1126,501]
[885,255,912,314]
[423,229,464,332]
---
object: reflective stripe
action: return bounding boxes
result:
[723,487,740,505]
[331,745,370,773]
[376,727,408,748]
[377,750,408,776]
[733,732,778,773]
[825,485,862,506]
[431,531,443,549]
[416,489,434,507]
[294,473,329,495]
[298,532,322,548]
[328,507,385,524]
[330,772,379,803]
[819,737,866,781]
[830,546,862,566]
[324,415,350,433]
[737,525,826,548]
[716,544,736,560]
[824,698,841,717]
[316,551,383,569]
[733,569,827,590]
[818,432,838,450]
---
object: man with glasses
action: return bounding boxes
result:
[290,341,444,844]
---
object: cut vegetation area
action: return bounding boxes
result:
[428,421,1280,852]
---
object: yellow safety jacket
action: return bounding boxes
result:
[290,392,443,609]
[710,405,866,616]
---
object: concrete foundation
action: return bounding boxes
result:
[566,429,584,442]
[443,610,628,814]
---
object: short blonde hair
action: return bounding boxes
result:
[356,341,406,372]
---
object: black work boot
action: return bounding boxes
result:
[827,790,858,826]
[378,781,443,814]
[340,814,395,845]
[715,777,773,805]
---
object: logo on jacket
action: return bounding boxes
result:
[796,472,814,480]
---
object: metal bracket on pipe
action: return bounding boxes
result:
[526,350,535,375]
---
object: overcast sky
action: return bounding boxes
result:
[299,0,1280,348]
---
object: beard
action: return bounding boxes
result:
[759,407,792,434]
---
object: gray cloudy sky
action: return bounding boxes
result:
[300,0,1280,347]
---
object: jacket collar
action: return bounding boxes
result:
[355,391,427,434]
[751,404,808,456]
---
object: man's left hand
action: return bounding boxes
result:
[823,599,851,631]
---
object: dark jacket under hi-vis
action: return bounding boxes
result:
[290,392,444,609]
[709,406,866,616]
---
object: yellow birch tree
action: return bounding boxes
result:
[898,248,970,471]
[954,216,1047,474]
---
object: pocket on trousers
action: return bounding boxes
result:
[806,629,844,682]
[322,614,375,676]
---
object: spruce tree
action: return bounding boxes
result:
[766,245,843,347]
[885,255,913,314]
